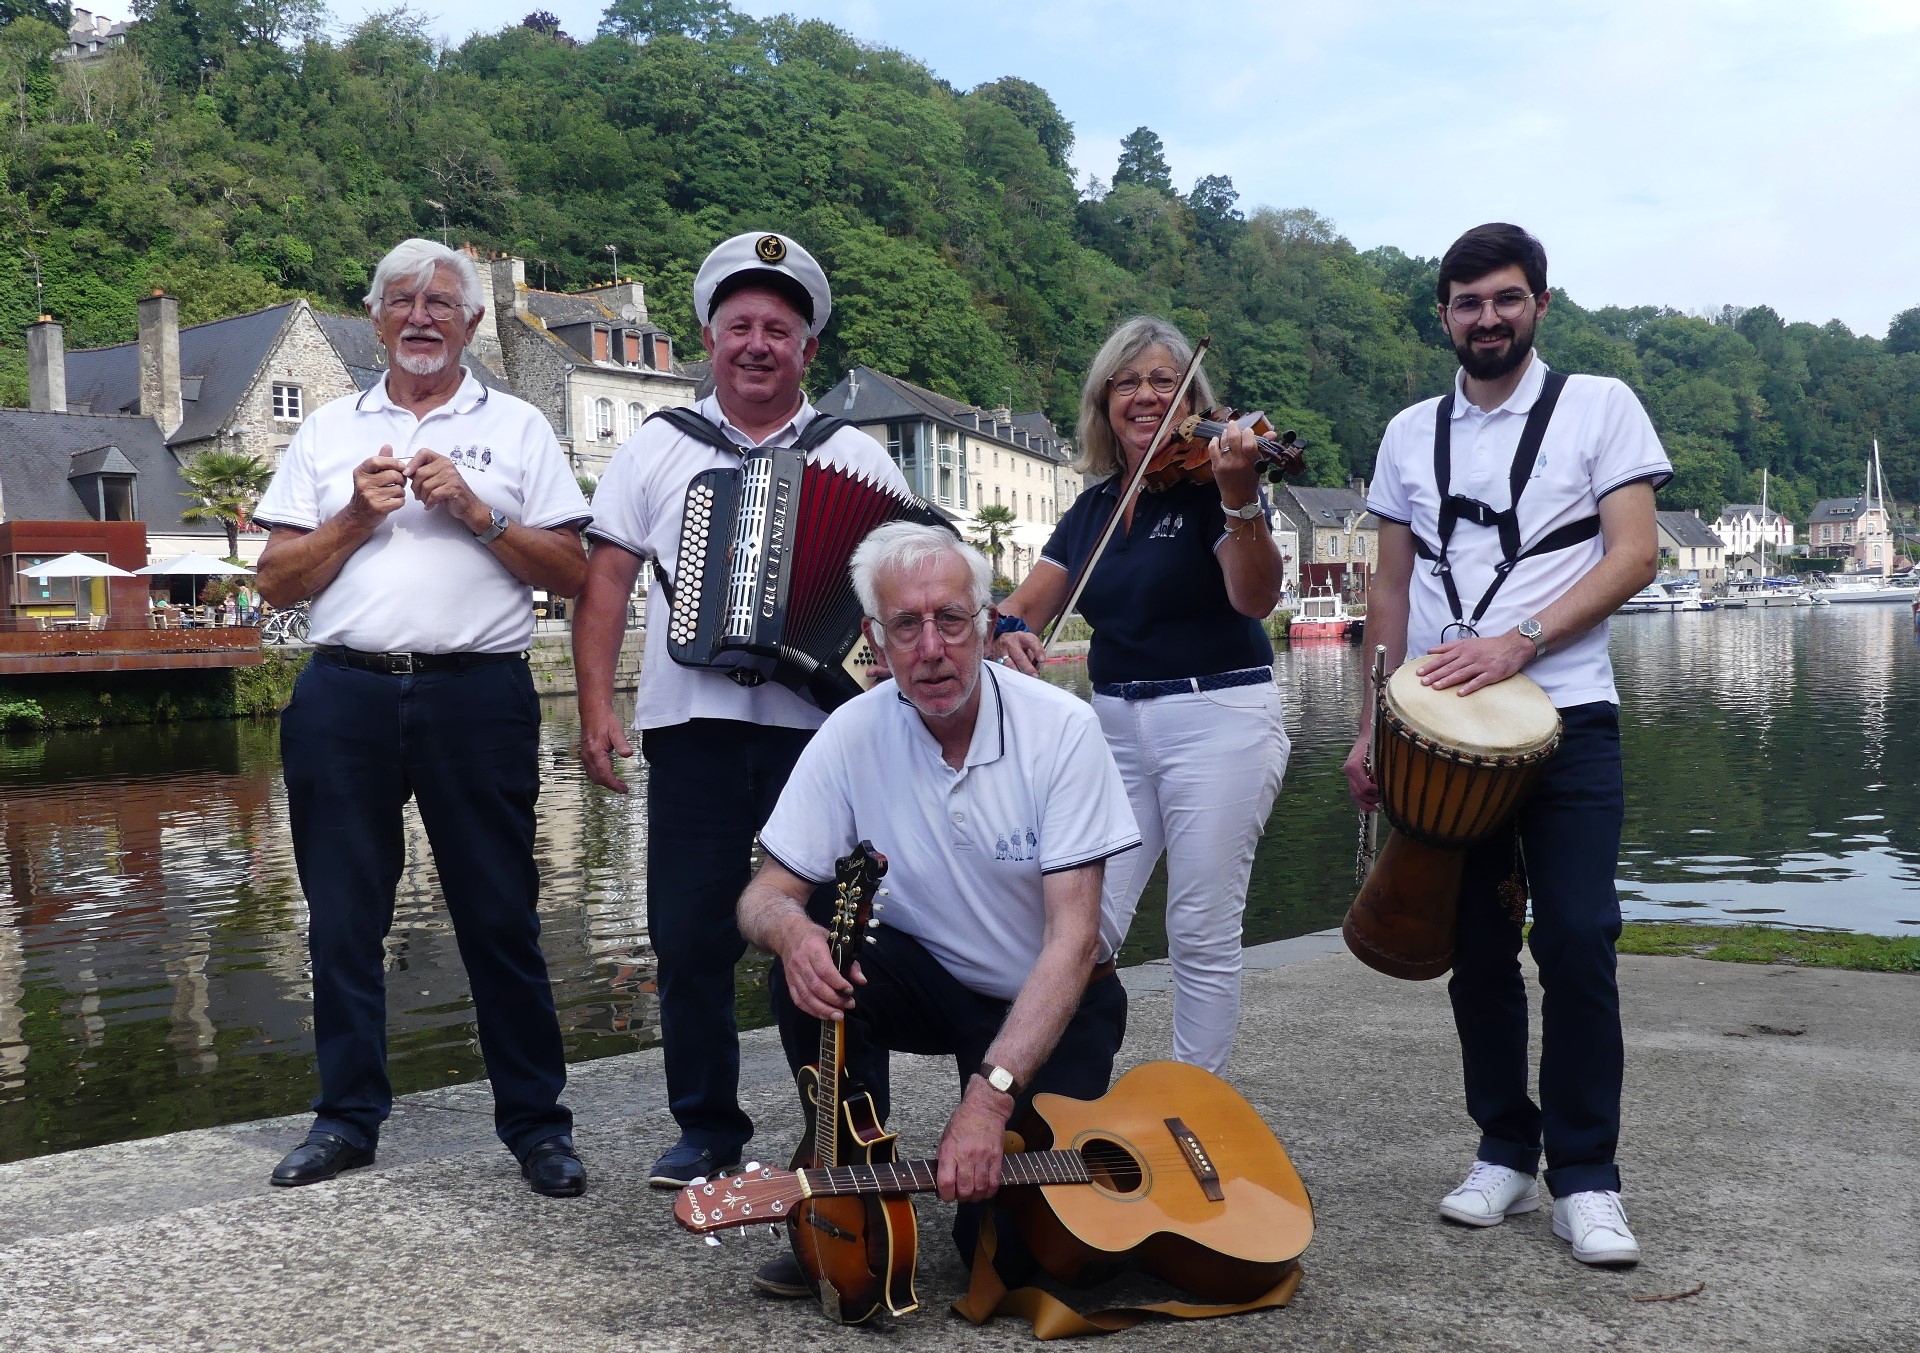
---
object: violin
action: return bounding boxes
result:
[1140,408,1307,491]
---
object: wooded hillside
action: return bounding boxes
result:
[3,0,1917,519]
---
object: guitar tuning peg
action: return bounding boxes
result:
[689,1176,707,1187]
[877,888,889,897]
[743,1161,760,1173]
[866,918,878,929]
[865,934,876,945]
[766,1225,781,1240]
[705,1235,722,1248]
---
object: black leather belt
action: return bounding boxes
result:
[1093,665,1273,701]
[318,645,525,675]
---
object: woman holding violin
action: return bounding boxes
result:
[995,315,1291,1074]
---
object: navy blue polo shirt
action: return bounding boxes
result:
[1040,476,1274,687]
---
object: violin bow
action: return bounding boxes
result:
[1041,337,1212,658]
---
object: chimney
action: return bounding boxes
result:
[991,404,1012,427]
[580,278,648,324]
[490,256,527,314]
[27,316,66,413]
[137,291,182,436]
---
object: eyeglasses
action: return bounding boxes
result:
[1446,290,1539,324]
[876,605,986,648]
[1108,367,1181,398]
[382,292,465,321]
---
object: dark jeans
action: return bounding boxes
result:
[1450,701,1625,1199]
[640,718,816,1158]
[771,919,1128,1260]
[280,652,571,1159]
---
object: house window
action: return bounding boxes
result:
[595,398,614,440]
[626,402,645,439]
[624,332,641,366]
[102,476,136,521]
[272,383,303,422]
[653,335,671,369]
[1328,535,1344,559]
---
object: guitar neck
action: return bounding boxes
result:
[801,1150,1090,1198]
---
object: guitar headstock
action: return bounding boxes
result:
[673,1164,808,1233]
[828,840,887,976]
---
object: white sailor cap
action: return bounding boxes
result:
[693,232,832,336]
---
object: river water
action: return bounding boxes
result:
[2,603,1915,1161]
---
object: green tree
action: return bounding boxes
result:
[179,450,273,559]
[968,503,1018,579]
[597,0,731,42]
[1887,306,1920,356]
[1113,126,1172,193]
[970,76,1072,171]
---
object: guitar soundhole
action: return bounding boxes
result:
[1077,1138,1144,1195]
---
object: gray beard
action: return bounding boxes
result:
[393,345,452,376]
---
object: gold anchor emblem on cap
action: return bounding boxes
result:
[755,234,787,263]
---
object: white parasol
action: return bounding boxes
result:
[17,552,139,579]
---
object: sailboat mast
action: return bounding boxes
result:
[1760,467,1769,577]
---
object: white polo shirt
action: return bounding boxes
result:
[254,372,590,654]
[1368,357,1671,708]
[757,664,1142,1002]
[586,394,911,732]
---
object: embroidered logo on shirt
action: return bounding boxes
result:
[1148,513,1184,540]
[446,444,495,471]
[995,828,1038,862]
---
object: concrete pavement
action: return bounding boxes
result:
[1,935,1913,1352]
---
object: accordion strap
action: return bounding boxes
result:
[643,406,857,601]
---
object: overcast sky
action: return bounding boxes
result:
[337,0,1920,337]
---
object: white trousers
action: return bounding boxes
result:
[1094,681,1290,1073]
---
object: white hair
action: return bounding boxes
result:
[850,522,989,627]
[365,238,484,320]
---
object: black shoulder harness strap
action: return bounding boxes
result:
[639,407,857,600]
[644,405,853,456]
[1412,369,1597,635]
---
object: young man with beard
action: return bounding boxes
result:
[737,523,1138,1297]
[1344,224,1670,1266]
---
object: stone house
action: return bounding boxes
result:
[1655,509,1726,591]
[816,365,1082,583]
[1808,496,1892,572]
[479,257,698,480]
[1269,482,1378,597]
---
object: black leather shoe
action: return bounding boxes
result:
[270,1132,375,1187]
[522,1136,587,1197]
[753,1251,812,1299]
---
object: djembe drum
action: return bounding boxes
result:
[1344,656,1561,980]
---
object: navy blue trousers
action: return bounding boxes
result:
[771,920,1127,1262]
[1450,701,1625,1199]
[280,652,571,1159]
[640,718,815,1158]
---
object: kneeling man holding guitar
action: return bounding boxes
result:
[736,521,1141,1311]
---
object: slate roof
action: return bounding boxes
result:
[62,303,299,445]
[312,311,509,393]
[818,366,1073,464]
[1278,484,1377,530]
[1809,497,1869,524]
[1656,511,1723,549]
[0,411,221,536]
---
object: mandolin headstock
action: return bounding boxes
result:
[674,1164,808,1233]
[828,840,887,976]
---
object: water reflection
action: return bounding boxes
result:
[2,604,1916,1160]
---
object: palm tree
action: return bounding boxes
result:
[179,450,274,561]
[969,504,1018,581]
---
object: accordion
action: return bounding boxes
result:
[665,442,951,710]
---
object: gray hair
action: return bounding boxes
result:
[365,239,485,320]
[850,522,990,628]
[1075,315,1217,480]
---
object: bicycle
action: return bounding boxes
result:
[260,604,311,645]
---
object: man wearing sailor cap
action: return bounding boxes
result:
[573,231,910,1194]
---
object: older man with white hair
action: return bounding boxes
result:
[254,238,593,1197]
[736,522,1139,1296]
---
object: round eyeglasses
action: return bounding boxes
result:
[877,605,986,648]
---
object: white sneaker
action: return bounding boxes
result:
[1438,1161,1540,1227]
[1552,1190,1641,1266]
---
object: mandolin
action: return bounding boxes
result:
[677,1060,1312,1305]
[783,842,918,1323]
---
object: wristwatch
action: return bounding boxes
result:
[977,1063,1022,1097]
[474,508,509,544]
[1222,499,1264,520]
[1517,617,1546,659]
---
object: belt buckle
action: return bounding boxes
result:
[392,652,414,675]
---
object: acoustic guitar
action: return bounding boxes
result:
[676,1060,1312,1305]
[783,842,918,1323]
